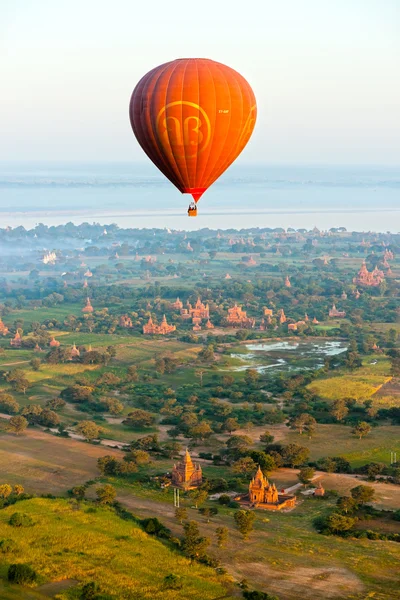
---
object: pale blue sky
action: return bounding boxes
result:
[1,0,399,164]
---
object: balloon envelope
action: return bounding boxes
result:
[129,58,257,204]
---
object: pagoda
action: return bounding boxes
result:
[279,309,287,324]
[263,307,273,317]
[171,449,202,490]
[225,273,232,279]
[226,304,255,328]
[312,317,319,324]
[143,315,176,335]
[84,269,93,278]
[49,337,60,348]
[0,318,9,336]
[83,280,88,289]
[353,261,384,287]
[119,315,133,328]
[284,276,291,288]
[329,304,346,318]
[70,344,80,359]
[10,331,22,347]
[235,466,296,511]
[245,255,257,266]
[205,319,214,329]
[180,298,209,321]
[82,298,94,313]
[171,297,183,310]
[341,291,347,300]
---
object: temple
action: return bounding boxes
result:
[171,449,202,490]
[226,304,255,328]
[329,304,346,318]
[119,315,133,328]
[143,315,176,335]
[245,255,257,266]
[0,318,9,336]
[180,298,210,321]
[82,298,94,313]
[353,261,385,287]
[235,466,296,511]
[10,331,22,347]
[171,297,183,310]
[70,344,80,359]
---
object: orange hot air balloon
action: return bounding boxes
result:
[129,58,257,216]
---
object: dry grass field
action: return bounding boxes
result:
[0,425,121,494]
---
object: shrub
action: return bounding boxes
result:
[9,512,34,527]
[0,538,17,553]
[8,563,37,584]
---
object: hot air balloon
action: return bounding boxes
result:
[129,58,257,216]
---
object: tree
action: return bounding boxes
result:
[96,484,116,505]
[5,369,29,394]
[234,510,256,540]
[298,467,315,485]
[198,344,214,362]
[175,507,187,523]
[13,484,24,496]
[260,431,274,445]
[350,485,375,505]
[188,422,213,441]
[162,441,182,458]
[45,397,66,411]
[188,488,208,509]
[352,421,372,440]
[281,443,310,467]
[249,451,276,474]
[97,455,121,476]
[182,521,210,560]
[76,420,104,441]
[330,399,349,422]
[124,449,151,465]
[243,592,279,600]
[71,485,86,500]
[244,369,259,387]
[289,413,316,438]
[222,417,240,434]
[30,358,41,371]
[60,384,94,403]
[127,365,139,382]
[8,564,37,584]
[40,408,60,427]
[101,397,124,415]
[0,393,19,414]
[0,484,12,499]
[123,409,155,428]
[9,512,33,527]
[6,415,28,435]
[215,526,229,548]
[337,496,357,514]
[326,513,356,534]
[195,369,205,387]
[233,456,257,476]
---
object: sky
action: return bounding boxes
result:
[1,0,399,165]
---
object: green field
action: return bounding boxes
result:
[307,355,392,401]
[0,498,232,600]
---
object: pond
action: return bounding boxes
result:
[230,339,348,374]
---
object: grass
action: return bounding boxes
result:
[307,355,392,401]
[0,424,121,495]
[0,498,232,600]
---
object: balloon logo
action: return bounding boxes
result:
[129,58,257,212]
[156,101,211,159]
